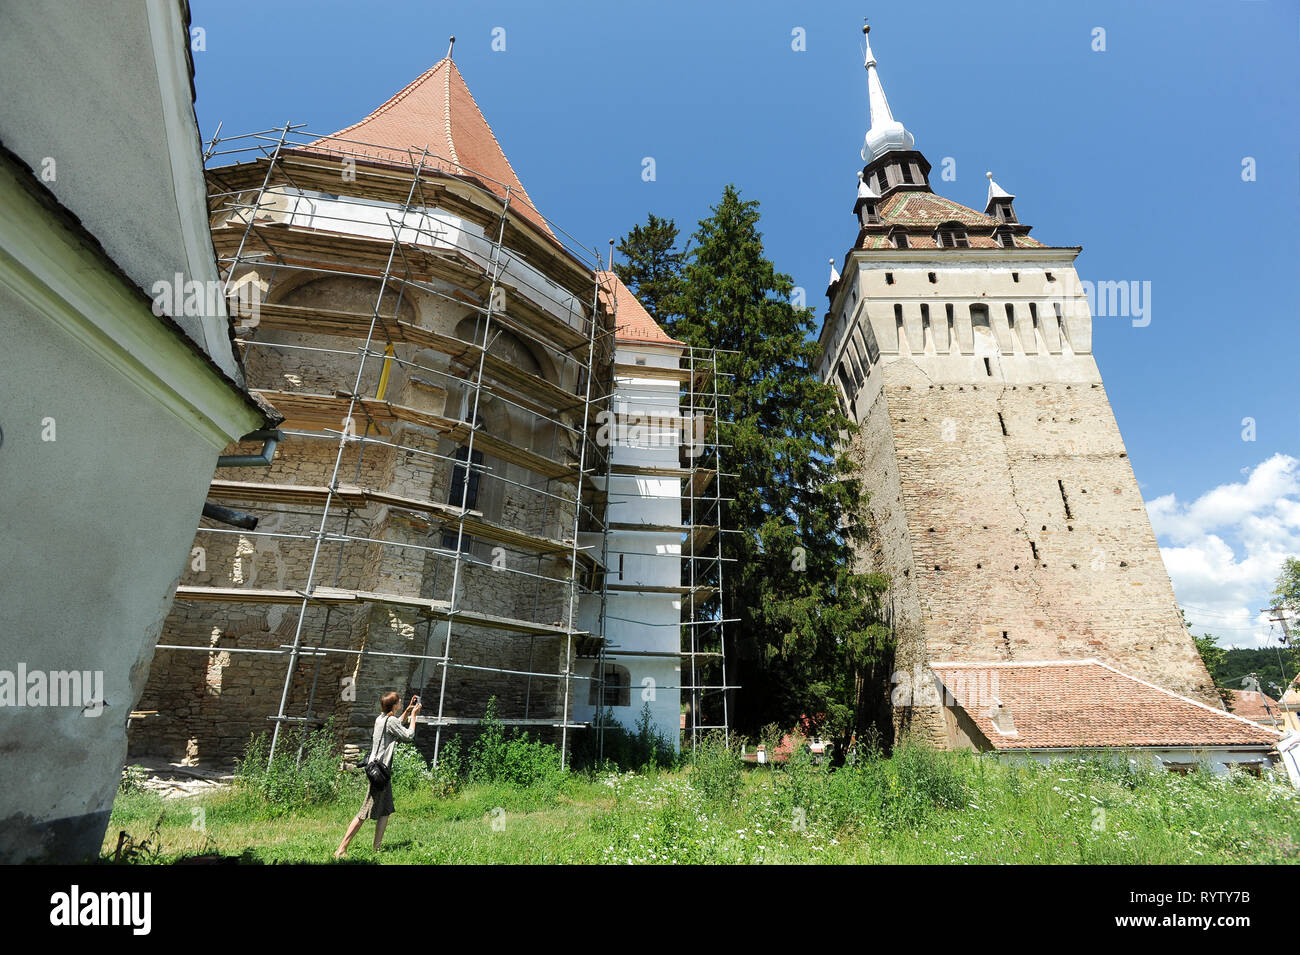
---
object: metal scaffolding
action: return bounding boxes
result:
[133,122,734,768]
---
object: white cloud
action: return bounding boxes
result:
[1146,454,1300,651]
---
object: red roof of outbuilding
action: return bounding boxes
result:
[598,270,683,347]
[931,659,1282,751]
[1230,689,1283,725]
[310,58,553,241]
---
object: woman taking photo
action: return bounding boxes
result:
[334,691,421,858]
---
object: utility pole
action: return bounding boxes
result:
[1260,605,1295,687]
[1262,605,1293,646]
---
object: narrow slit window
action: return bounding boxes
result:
[983,356,992,376]
[997,412,1008,436]
[1058,479,1073,519]
[1005,303,1015,328]
[1030,540,1039,561]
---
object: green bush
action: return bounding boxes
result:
[390,743,431,794]
[878,742,969,827]
[119,764,149,796]
[431,736,463,798]
[688,731,742,803]
[572,703,678,773]
[465,697,567,789]
[233,719,344,813]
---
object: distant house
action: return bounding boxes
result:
[931,659,1282,775]
[1229,689,1284,731]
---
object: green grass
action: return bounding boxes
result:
[102,748,1300,865]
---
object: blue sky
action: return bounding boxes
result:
[190,0,1299,654]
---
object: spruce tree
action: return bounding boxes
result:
[616,188,893,749]
[612,213,684,332]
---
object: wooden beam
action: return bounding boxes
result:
[252,390,577,482]
[173,585,584,636]
[206,479,593,564]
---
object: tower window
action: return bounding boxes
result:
[936,227,969,248]
[983,357,992,376]
[997,228,1016,248]
[836,363,855,399]
[928,272,937,283]
[1045,272,1055,282]
[891,231,909,249]
[443,444,484,551]
[885,272,895,285]
[1029,302,1038,326]
[1011,272,1020,282]
[921,303,930,331]
[900,163,914,185]
[894,303,904,323]
[847,342,866,389]
[1005,303,1015,328]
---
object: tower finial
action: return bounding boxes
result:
[446,36,456,60]
[861,22,915,162]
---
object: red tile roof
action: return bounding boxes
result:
[931,659,1282,751]
[597,270,683,346]
[1230,689,1283,725]
[860,191,1045,249]
[309,58,554,241]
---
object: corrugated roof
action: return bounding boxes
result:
[597,270,683,347]
[310,58,553,240]
[931,659,1282,751]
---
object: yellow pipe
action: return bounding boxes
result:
[369,343,395,435]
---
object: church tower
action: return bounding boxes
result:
[819,26,1221,747]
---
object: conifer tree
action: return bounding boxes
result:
[612,213,684,332]
[616,188,893,749]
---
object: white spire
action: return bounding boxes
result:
[861,24,915,162]
[828,257,841,285]
[857,169,879,201]
[986,170,1014,207]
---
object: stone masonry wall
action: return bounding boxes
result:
[827,257,1217,747]
[130,262,587,765]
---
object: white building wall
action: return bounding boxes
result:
[573,342,685,747]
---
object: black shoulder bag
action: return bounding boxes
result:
[365,717,392,787]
